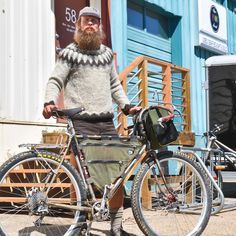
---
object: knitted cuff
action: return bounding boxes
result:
[121,104,135,116]
[44,100,55,107]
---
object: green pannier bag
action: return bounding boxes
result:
[80,138,141,192]
[142,106,179,150]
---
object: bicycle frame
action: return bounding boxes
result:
[0,106,213,236]
[22,116,149,214]
[210,137,236,168]
[19,106,181,218]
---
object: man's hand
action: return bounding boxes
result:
[128,106,142,115]
[42,104,58,119]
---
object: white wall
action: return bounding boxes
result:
[0,0,55,122]
[89,0,101,14]
[0,0,64,163]
[0,121,66,164]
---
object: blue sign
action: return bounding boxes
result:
[210,5,219,33]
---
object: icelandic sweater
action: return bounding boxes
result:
[44,43,130,120]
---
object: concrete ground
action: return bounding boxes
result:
[89,200,236,236]
[1,198,236,235]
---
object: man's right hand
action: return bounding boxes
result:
[42,104,58,119]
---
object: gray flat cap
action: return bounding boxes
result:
[79,6,101,19]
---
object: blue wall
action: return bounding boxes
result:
[110,0,236,147]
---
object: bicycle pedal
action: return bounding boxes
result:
[78,223,88,236]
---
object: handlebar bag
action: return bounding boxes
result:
[142,107,179,149]
[79,137,141,193]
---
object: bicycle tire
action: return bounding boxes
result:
[0,150,87,236]
[131,151,212,236]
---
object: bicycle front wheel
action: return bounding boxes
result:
[0,151,87,236]
[131,152,212,236]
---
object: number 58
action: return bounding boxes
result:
[65,7,77,24]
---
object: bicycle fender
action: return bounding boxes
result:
[155,150,173,159]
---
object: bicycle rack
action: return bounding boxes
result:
[179,147,225,215]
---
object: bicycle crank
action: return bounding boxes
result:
[92,201,109,221]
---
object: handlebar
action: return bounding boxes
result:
[52,107,85,119]
[127,105,176,136]
[135,105,175,123]
[203,124,224,137]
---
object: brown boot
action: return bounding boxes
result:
[110,227,130,236]
[109,207,130,236]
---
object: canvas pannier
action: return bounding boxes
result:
[142,106,179,149]
[80,137,141,192]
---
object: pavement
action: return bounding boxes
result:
[1,197,236,235]
[0,182,236,236]
[89,199,236,236]
[1,200,236,236]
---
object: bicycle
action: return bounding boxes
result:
[0,106,212,236]
[179,124,236,214]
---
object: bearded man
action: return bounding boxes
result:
[43,6,140,236]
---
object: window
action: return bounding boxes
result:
[146,10,168,39]
[127,1,169,39]
[127,2,143,29]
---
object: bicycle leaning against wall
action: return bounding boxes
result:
[0,105,212,236]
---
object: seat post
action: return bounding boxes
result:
[67,118,76,137]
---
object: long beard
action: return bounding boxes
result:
[74,28,104,51]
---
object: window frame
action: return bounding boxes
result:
[127,0,170,39]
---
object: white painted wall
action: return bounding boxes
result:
[0,121,66,164]
[0,0,65,164]
[0,0,55,122]
[89,0,101,14]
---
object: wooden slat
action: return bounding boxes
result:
[0,197,73,203]
[162,65,172,105]
[148,175,184,185]
[138,60,149,107]
[9,169,65,174]
[182,71,191,132]
[118,55,194,146]
[0,183,71,188]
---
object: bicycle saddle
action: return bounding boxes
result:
[53,107,85,119]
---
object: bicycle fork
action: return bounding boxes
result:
[150,151,177,206]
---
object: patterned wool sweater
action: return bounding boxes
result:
[44,43,130,120]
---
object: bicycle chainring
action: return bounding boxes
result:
[92,201,109,221]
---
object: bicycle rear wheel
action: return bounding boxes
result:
[131,151,212,236]
[0,151,87,236]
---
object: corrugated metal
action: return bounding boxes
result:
[181,0,208,139]
[227,1,236,53]
[0,0,55,122]
[127,27,172,63]
[145,0,183,16]
[111,0,236,147]
[110,0,128,72]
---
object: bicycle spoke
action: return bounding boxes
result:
[0,152,86,236]
[131,153,211,236]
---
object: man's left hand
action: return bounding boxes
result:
[128,106,142,115]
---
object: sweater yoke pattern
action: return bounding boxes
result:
[58,43,113,67]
